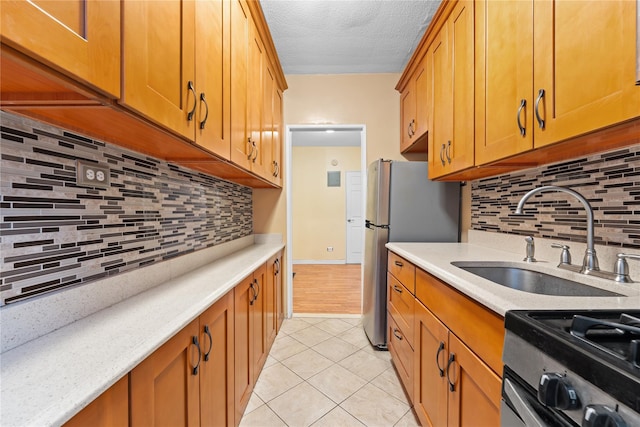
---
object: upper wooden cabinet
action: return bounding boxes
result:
[428,1,475,179]
[1,0,120,98]
[399,57,430,153]
[475,0,640,165]
[195,0,231,159]
[532,0,640,147]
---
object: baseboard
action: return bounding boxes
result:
[293,259,346,265]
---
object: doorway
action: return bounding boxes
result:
[286,125,366,316]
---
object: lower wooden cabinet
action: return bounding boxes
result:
[130,318,201,427]
[387,251,503,427]
[234,263,268,424]
[130,290,236,427]
[413,300,501,427]
[63,376,128,427]
[199,291,235,427]
[66,252,283,427]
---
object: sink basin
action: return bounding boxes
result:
[450,262,623,297]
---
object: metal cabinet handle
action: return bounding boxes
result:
[517,99,526,136]
[249,282,256,305]
[446,353,456,391]
[407,121,413,137]
[393,328,403,341]
[191,336,202,375]
[534,89,545,129]
[272,160,278,176]
[199,93,209,130]
[203,325,213,362]
[247,138,254,160]
[274,258,280,275]
[394,260,403,267]
[440,144,446,166]
[187,81,197,121]
[251,141,258,162]
[436,341,446,377]
[393,285,403,294]
[445,140,452,164]
[275,161,280,177]
[254,278,260,300]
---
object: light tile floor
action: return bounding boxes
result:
[240,316,421,427]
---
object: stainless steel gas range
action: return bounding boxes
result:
[502,310,640,427]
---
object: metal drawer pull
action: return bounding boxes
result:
[187,81,197,121]
[446,353,456,391]
[445,140,452,164]
[252,141,258,162]
[247,138,254,160]
[534,89,545,129]
[203,325,213,362]
[199,93,209,130]
[191,336,202,375]
[440,144,446,166]
[436,341,445,377]
[393,285,403,294]
[254,278,260,299]
[393,328,403,340]
[517,99,526,136]
[394,261,403,267]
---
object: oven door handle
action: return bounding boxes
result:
[503,377,546,427]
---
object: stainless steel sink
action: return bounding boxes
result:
[450,261,623,297]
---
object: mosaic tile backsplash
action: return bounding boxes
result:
[0,112,252,305]
[471,145,640,249]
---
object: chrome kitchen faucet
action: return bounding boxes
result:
[515,186,600,274]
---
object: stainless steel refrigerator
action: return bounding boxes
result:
[363,159,460,348]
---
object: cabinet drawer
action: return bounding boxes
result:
[416,269,504,376]
[388,313,413,400]
[387,273,414,348]
[388,252,415,294]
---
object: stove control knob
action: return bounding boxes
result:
[582,405,627,427]
[537,373,580,410]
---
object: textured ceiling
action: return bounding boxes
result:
[260,0,442,74]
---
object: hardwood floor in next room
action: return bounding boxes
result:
[292,264,362,315]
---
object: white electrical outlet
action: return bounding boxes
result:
[76,160,110,188]
[327,246,334,252]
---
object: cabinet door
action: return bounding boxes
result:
[429,1,475,179]
[400,79,416,152]
[475,0,533,165]
[63,376,128,427]
[447,334,501,427]
[413,301,449,427]
[130,319,200,427]
[199,292,234,427]
[121,0,196,140]
[233,275,254,423]
[274,254,284,332]
[429,25,452,179]
[252,263,268,375]
[533,0,640,148]
[195,0,230,158]
[247,22,267,177]
[272,89,284,187]
[230,0,251,169]
[265,254,278,349]
[262,64,276,182]
[414,57,431,140]
[1,0,120,97]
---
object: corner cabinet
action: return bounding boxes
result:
[399,56,430,154]
[386,252,503,427]
[1,0,120,98]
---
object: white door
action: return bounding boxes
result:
[346,171,363,264]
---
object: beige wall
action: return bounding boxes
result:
[291,146,361,261]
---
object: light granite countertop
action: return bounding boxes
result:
[386,242,640,316]
[0,240,284,427]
